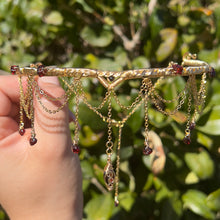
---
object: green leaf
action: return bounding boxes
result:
[80,26,114,47]
[132,56,150,69]
[120,161,135,192]
[149,10,163,40]
[184,151,214,180]
[197,105,220,135]
[214,6,220,41]
[178,15,190,27]
[0,210,5,220]
[118,192,135,211]
[76,0,94,13]
[84,194,114,220]
[81,160,94,179]
[148,108,169,128]
[120,146,134,161]
[44,11,63,25]
[97,58,122,71]
[156,28,178,62]
[185,171,199,184]
[197,131,213,150]
[198,48,220,68]
[206,188,220,211]
[79,125,103,147]
[113,47,127,67]
[143,173,154,191]
[78,103,106,131]
[182,190,215,219]
[127,102,144,133]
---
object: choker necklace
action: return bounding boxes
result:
[11,53,215,206]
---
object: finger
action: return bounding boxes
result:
[0,76,21,105]
[0,117,18,141]
[33,77,71,154]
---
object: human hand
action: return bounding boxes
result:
[0,76,83,220]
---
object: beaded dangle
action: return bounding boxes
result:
[11,53,215,206]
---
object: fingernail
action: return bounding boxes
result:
[39,77,60,85]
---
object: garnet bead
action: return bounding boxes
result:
[11,65,18,75]
[37,65,46,77]
[172,64,183,75]
[19,128,25,136]
[72,144,80,154]
[143,146,153,155]
[189,122,196,130]
[30,137,37,146]
[183,135,191,145]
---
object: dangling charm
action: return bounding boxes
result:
[30,136,37,146]
[71,142,80,154]
[114,196,119,207]
[183,135,191,145]
[143,144,153,155]
[19,123,25,136]
[71,79,81,155]
[183,92,192,145]
[104,157,115,191]
[143,79,153,156]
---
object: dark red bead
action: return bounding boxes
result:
[37,65,46,77]
[30,137,37,146]
[72,144,80,154]
[189,122,196,130]
[209,67,216,78]
[19,128,25,136]
[143,146,153,155]
[11,65,19,75]
[172,64,183,75]
[183,136,191,145]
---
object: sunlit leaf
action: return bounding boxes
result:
[156,28,178,62]
[197,105,220,135]
[44,11,63,25]
[182,190,215,219]
[132,56,150,69]
[118,192,135,211]
[185,171,199,184]
[113,47,127,67]
[206,188,220,211]
[76,0,94,13]
[178,15,190,27]
[184,151,214,180]
[80,26,114,47]
[84,194,114,220]
[197,131,213,149]
[191,7,213,16]
[80,125,103,147]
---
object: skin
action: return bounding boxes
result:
[0,76,83,220]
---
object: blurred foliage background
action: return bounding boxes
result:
[0,0,220,219]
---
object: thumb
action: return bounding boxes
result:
[34,77,72,153]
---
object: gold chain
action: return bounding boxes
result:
[14,53,213,205]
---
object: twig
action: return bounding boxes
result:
[91,177,108,194]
